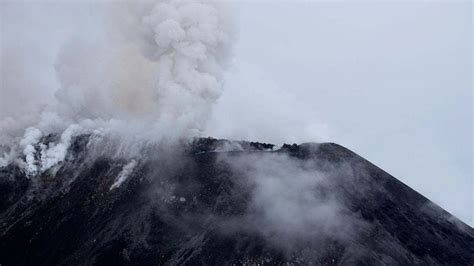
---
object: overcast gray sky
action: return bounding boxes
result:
[209,1,472,225]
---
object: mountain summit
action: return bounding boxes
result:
[1,136,472,265]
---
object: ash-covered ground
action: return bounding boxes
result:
[0,135,472,265]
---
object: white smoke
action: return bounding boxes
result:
[53,1,234,126]
[0,0,236,174]
[110,159,137,190]
[19,127,43,175]
[39,124,83,172]
[219,152,367,251]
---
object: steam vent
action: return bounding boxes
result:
[1,136,473,265]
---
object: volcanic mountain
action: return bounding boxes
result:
[0,136,472,265]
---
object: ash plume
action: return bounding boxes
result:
[0,0,236,174]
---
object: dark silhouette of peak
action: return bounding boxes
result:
[0,136,472,265]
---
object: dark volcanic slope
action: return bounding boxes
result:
[0,137,472,265]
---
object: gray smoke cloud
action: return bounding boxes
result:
[0,0,236,174]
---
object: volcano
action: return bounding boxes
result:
[0,136,472,265]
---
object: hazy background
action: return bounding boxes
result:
[1,1,472,226]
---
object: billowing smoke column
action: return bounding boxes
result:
[0,0,235,175]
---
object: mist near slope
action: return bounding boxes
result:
[216,151,368,252]
[0,0,236,173]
